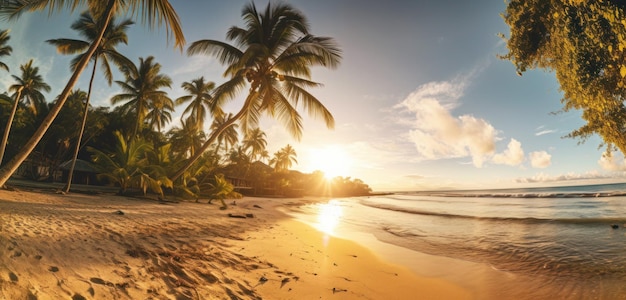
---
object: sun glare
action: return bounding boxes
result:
[316,200,343,235]
[310,146,352,179]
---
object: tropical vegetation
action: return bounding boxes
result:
[0,1,373,201]
[501,1,626,156]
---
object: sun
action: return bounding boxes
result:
[310,146,352,179]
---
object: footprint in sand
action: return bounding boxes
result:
[8,271,18,282]
[72,293,86,300]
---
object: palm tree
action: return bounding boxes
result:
[175,76,220,130]
[145,96,174,134]
[243,127,267,161]
[210,112,239,154]
[0,0,185,187]
[0,60,51,166]
[168,118,205,158]
[0,29,12,72]
[171,2,341,181]
[270,144,297,172]
[89,131,171,197]
[47,11,133,193]
[207,174,242,209]
[111,56,172,140]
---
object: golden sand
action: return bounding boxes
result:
[0,188,470,299]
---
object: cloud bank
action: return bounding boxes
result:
[397,77,550,169]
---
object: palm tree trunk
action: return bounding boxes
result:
[64,56,98,193]
[171,91,258,182]
[0,0,116,187]
[0,88,23,167]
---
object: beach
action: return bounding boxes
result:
[0,187,471,300]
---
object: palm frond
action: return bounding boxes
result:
[124,0,185,50]
[283,80,334,129]
[0,0,85,21]
[187,39,243,68]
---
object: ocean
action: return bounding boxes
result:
[287,183,626,299]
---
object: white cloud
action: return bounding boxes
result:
[399,79,496,167]
[535,129,557,136]
[492,139,524,166]
[599,152,626,171]
[529,151,551,168]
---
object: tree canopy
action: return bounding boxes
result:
[501,0,626,154]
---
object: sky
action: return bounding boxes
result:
[3,0,626,192]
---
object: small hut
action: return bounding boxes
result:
[58,159,98,185]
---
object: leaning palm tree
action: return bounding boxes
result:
[0,60,51,166]
[0,29,12,72]
[171,2,341,181]
[47,11,133,192]
[0,0,185,187]
[175,76,220,131]
[111,56,172,141]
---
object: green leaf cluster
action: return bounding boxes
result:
[501,0,626,153]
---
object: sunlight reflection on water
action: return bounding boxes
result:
[316,200,343,235]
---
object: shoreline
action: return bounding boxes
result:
[232,213,472,299]
[0,189,471,299]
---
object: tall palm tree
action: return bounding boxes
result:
[243,127,267,161]
[0,60,51,166]
[0,29,12,72]
[47,11,133,192]
[145,96,174,134]
[111,56,172,140]
[210,112,239,154]
[0,0,185,187]
[171,2,341,181]
[175,76,219,130]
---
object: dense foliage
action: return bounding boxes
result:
[0,2,372,200]
[501,0,626,154]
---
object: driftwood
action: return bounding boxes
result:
[227,213,254,219]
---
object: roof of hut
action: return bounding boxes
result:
[58,159,98,173]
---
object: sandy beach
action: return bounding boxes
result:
[0,186,471,299]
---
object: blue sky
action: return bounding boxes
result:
[3,0,626,191]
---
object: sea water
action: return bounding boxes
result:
[288,183,626,299]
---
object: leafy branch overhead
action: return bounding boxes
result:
[501,0,626,154]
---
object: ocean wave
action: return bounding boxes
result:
[406,191,626,198]
[360,201,626,225]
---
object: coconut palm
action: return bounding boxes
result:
[171,2,341,181]
[0,29,12,72]
[210,112,239,154]
[175,76,219,130]
[111,56,172,140]
[270,144,297,172]
[47,11,133,192]
[168,118,205,158]
[145,96,174,134]
[0,0,185,187]
[243,127,267,161]
[0,60,51,166]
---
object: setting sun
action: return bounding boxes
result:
[309,146,352,179]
